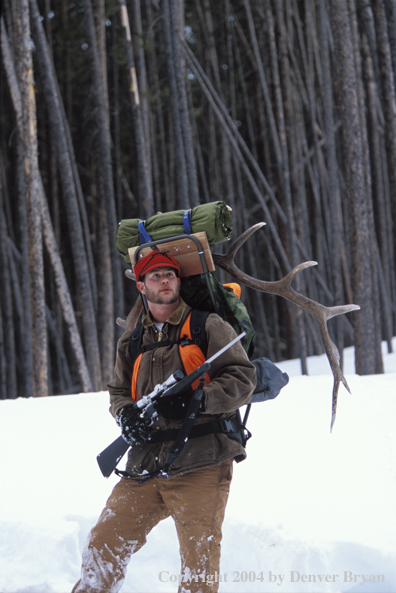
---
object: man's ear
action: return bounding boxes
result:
[136,280,145,294]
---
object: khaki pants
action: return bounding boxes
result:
[72,460,233,593]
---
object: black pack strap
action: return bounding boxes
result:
[182,309,209,358]
[149,416,243,444]
[140,340,182,353]
[132,337,198,357]
[128,322,144,361]
[130,328,188,359]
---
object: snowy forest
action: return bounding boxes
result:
[0,0,395,400]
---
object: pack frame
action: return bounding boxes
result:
[132,233,219,316]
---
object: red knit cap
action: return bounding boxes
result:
[134,251,181,281]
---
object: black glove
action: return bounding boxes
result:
[116,405,151,446]
[153,389,193,419]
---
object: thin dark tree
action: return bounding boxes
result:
[328,0,382,374]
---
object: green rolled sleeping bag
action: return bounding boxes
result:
[116,201,233,263]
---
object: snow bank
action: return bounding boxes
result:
[0,339,395,592]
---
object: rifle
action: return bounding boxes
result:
[97,332,246,477]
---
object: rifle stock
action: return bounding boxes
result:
[97,436,129,478]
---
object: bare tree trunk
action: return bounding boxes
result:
[384,0,396,89]
[1,11,35,398]
[118,0,154,216]
[161,0,190,208]
[318,0,346,357]
[40,182,93,392]
[349,0,384,373]
[145,0,172,212]
[268,0,308,370]
[110,13,123,220]
[132,0,153,202]
[371,0,396,318]
[0,301,7,398]
[15,0,47,396]
[361,33,392,342]
[83,0,123,346]
[29,0,102,390]
[200,0,233,208]
[328,0,380,375]
[0,161,17,397]
[96,184,115,387]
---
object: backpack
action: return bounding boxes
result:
[180,274,256,358]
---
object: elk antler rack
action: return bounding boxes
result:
[212,223,360,431]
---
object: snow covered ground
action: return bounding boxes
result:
[0,339,395,593]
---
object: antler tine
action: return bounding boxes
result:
[283,268,360,388]
[225,222,266,260]
[212,225,360,431]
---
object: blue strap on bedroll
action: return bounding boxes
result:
[183,209,193,234]
[138,221,153,244]
[138,210,191,248]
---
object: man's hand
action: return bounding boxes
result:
[153,390,192,419]
[116,405,151,445]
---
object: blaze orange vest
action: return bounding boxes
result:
[131,311,211,401]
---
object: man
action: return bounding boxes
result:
[72,251,256,593]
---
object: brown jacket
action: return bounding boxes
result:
[107,299,256,478]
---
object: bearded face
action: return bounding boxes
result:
[137,268,181,305]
